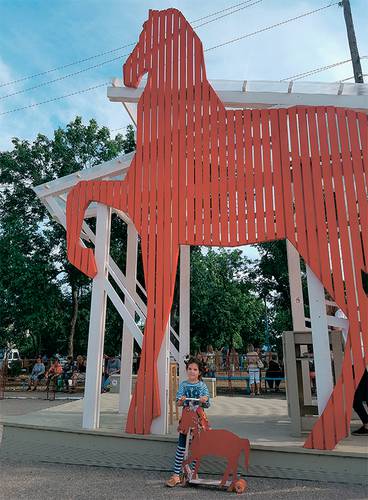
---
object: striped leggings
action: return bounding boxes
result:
[173,433,187,475]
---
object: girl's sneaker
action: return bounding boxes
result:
[166,475,181,487]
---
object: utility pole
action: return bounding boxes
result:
[340,0,364,83]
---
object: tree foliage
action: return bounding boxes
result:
[0,119,135,356]
[190,247,265,353]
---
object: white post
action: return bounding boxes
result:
[286,241,305,331]
[306,265,334,414]
[286,241,312,406]
[150,322,170,434]
[179,245,190,383]
[82,205,111,429]
[119,222,138,414]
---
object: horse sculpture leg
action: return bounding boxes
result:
[66,179,130,278]
[125,230,179,434]
[220,460,233,487]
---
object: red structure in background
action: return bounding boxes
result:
[66,9,368,449]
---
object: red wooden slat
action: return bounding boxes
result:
[171,11,180,252]
[141,10,161,434]
[317,108,346,310]
[307,109,333,294]
[261,110,274,240]
[346,112,368,354]
[336,109,364,376]
[235,111,246,242]
[244,110,255,243]
[270,110,285,239]
[332,377,347,442]
[357,113,368,178]
[298,108,320,277]
[227,111,237,243]
[277,109,294,242]
[210,91,220,245]
[194,37,203,244]
[178,15,187,242]
[202,83,211,243]
[218,105,229,245]
[252,110,265,242]
[289,108,308,259]
[186,27,195,243]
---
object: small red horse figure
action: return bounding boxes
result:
[179,406,250,489]
[183,430,250,489]
[66,8,368,449]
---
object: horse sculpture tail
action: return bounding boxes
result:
[66,181,98,278]
[66,179,129,279]
[242,438,250,470]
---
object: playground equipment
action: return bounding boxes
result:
[180,398,249,494]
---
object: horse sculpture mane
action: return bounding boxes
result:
[66,8,368,450]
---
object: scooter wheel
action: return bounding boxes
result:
[234,479,247,494]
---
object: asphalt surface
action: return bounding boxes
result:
[0,397,367,499]
[0,462,367,500]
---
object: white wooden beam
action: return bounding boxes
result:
[179,245,190,382]
[108,81,368,112]
[119,223,138,414]
[82,204,111,429]
[306,266,334,415]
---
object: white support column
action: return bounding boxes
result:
[286,241,306,331]
[286,241,312,406]
[306,265,334,414]
[151,321,170,435]
[119,223,138,414]
[83,205,111,429]
[179,245,190,382]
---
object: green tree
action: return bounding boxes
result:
[254,240,294,355]
[0,118,135,357]
[190,247,264,353]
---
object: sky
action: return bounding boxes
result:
[1,0,367,152]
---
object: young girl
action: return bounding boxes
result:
[166,357,210,487]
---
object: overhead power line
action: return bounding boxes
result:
[194,0,264,28]
[205,2,339,52]
[0,0,264,90]
[0,83,108,116]
[281,55,368,81]
[0,1,265,100]
[191,0,259,23]
[0,3,343,116]
[339,73,368,82]
[0,54,130,100]
[0,45,135,89]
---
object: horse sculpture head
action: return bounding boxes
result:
[123,8,203,89]
[123,9,161,88]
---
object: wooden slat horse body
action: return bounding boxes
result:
[66,8,368,449]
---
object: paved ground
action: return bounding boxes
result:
[0,461,367,500]
[0,393,74,416]
[0,394,68,442]
[0,396,366,499]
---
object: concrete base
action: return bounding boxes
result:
[0,395,366,484]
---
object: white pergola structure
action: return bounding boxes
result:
[34,79,367,434]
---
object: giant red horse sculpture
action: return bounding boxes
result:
[66,8,368,449]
